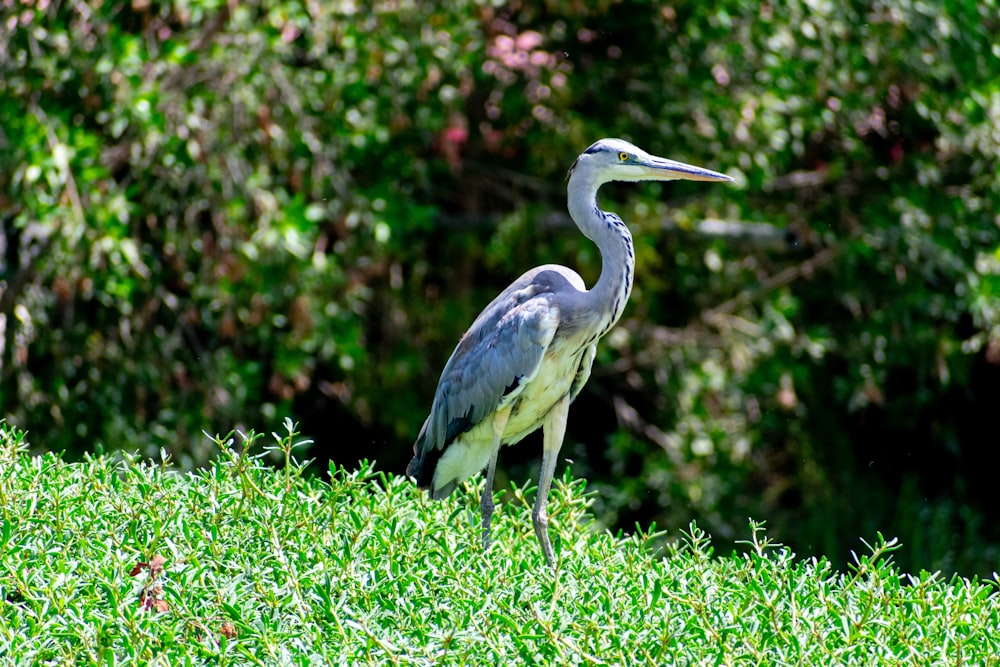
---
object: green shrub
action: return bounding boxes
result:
[2,422,999,665]
[2,1,998,576]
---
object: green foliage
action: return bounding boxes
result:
[0,0,477,460]
[1,422,999,665]
[474,0,1000,576]
[2,0,1000,577]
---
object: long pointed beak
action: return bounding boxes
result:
[639,156,734,182]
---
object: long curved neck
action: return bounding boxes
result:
[567,168,635,334]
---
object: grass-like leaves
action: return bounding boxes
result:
[1,421,997,665]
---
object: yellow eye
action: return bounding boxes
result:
[618,152,629,162]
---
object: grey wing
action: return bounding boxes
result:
[407,289,560,487]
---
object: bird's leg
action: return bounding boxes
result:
[534,393,569,568]
[480,443,500,551]
[481,405,511,552]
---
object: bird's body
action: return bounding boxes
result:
[408,139,732,566]
[412,264,598,497]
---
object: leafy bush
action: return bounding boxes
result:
[2,1,998,575]
[2,422,999,665]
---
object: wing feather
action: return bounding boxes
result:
[407,285,559,485]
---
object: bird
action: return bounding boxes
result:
[407,138,733,567]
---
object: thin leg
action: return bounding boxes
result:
[480,442,500,550]
[534,393,569,568]
[481,405,511,552]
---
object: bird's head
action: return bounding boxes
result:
[569,138,733,185]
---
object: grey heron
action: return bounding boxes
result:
[407,138,733,567]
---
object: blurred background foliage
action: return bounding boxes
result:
[2,0,999,576]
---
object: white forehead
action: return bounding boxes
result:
[582,138,645,157]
